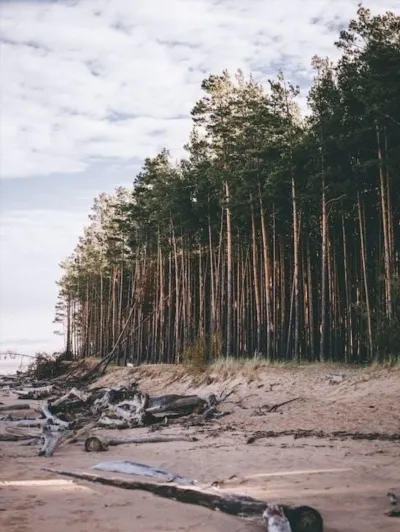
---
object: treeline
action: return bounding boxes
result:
[55,7,400,365]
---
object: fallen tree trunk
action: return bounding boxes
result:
[246,429,400,444]
[44,468,266,515]
[0,433,36,441]
[0,403,31,412]
[106,434,197,446]
[43,468,324,531]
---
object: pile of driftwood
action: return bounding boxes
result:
[0,373,231,458]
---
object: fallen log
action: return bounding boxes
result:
[146,395,206,414]
[246,429,400,444]
[43,468,324,531]
[0,403,31,412]
[107,434,197,446]
[14,385,56,400]
[1,419,46,428]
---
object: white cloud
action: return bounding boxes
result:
[1,0,398,179]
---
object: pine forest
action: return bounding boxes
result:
[55,7,400,366]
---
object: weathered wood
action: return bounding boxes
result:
[107,434,197,446]
[387,491,399,506]
[14,385,55,400]
[1,419,46,428]
[84,436,109,452]
[146,395,206,414]
[0,403,31,412]
[50,387,90,407]
[43,468,324,531]
[91,460,196,485]
[246,429,400,444]
[38,424,72,457]
[44,468,266,515]
[60,422,97,447]
[326,374,345,384]
[40,403,70,428]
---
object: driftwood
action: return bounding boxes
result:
[326,373,345,384]
[14,385,55,400]
[44,468,324,531]
[84,436,109,452]
[387,491,399,506]
[0,403,31,412]
[60,421,97,446]
[92,460,196,485]
[41,403,69,428]
[50,387,90,408]
[0,433,34,441]
[146,394,206,414]
[386,490,400,517]
[246,429,400,444]
[107,434,197,446]
[38,423,72,457]
[1,418,47,428]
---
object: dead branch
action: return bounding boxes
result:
[246,429,400,444]
[266,397,301,413]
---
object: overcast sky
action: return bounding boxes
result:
[0,0,398,354]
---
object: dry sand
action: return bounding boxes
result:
[0,363,399,531]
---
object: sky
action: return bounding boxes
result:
[0,0,399,355]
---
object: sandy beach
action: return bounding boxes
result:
[0,363,399,532]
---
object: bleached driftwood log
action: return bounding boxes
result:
[107,434,197,446]
[1,419,47,428]
[145,394,206,414]
[44,467,324,531]
[326,373,345,385]
[41,403,70,428]
[50,387,90,407]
